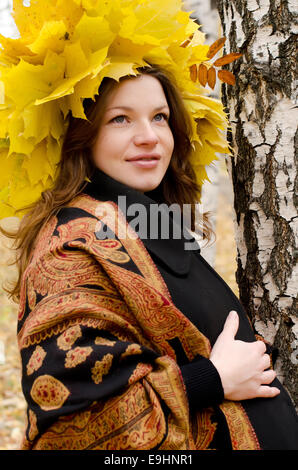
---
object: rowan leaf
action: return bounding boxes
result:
[207,66,216,89]
[198,64,207,87]
[213,53,242,67]
[207,37,226,59]
[190,64,197,82]
[218,70,236,85]
[180,35,193,48]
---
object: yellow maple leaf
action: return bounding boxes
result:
[74,14,115,52]
[0,149,18,188]
[22,101,64,145]
[0,34,35,62]
[104,59,140,82]
[0,108,11,138]
[167,44,193,69]
[198,119,230,153]
[9,175,53,215]
[5,52,66,109]
[7,111,35,156]
[28,20,67,56]
[22,141,54,186]
[12,0,83,46]
[35,46,108,108]
[120,0,184,45]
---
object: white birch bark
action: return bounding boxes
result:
[216,0,298,405]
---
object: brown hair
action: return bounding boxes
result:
[2,64,214,301]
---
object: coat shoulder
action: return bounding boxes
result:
[48,193,119,238]
[33,194,127,261]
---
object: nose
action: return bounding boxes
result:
[133,120,159,146]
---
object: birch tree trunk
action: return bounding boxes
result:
[215,0,297,406]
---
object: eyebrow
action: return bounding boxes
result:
[105,105,170,113]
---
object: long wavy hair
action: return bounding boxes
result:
[2,64,214,301]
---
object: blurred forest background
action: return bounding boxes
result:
[0,0,238,450]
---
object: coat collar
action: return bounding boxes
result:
[83,169,200,275]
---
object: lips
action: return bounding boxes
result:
[126,154,161,161]
[125,154,161,169]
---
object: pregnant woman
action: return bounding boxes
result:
[1,0,297,450]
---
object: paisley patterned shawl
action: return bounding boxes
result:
[18,193,260,450]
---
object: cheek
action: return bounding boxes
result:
[93,131,118,162]
[101,130,129,154]
[165,130,175,156]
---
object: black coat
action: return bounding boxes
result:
[19,168,298,450]
[84,169,298,450]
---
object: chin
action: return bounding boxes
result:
[130,177,162,193]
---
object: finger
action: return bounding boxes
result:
[256,385,280,398]
[256,340,267,354]
[260,369,276,385]
[260,353,271,370]
[222,310,239,339]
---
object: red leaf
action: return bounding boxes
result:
[207,66,216,89]
[218,70,236,85]
[207,37,226,59]
[190,64,197,82]
[213,53,242,67]
[198,64,208,87]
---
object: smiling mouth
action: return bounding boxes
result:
[125,157,160,168]
[126,155,161,162]
[133,157,158,160]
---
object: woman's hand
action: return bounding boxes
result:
[210,310,280,401]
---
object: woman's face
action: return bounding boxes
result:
[91,74,174,192]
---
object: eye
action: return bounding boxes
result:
[154,113,169,122]
[110,115,127,124]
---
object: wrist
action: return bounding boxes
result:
[209,358,231,399]
[181,356,224,409]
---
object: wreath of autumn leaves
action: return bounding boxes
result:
[0,0,241,219]
[184,37,242,88]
